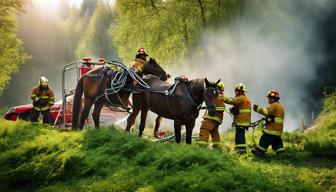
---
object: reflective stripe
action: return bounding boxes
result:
[235,144,247,148]
[216,106,225,111]
[222,96,234,104]
[274,117,284,124]
[33,106,50,111]
[41,96,49,99]
[257,144,267,152]
[31,94,37,97]
[34,97,39,101]
[239,109,251,113]
[275,148,285,152]
[257,107,268,115]
[203,115,222,124]
[236,122,250,126]
[263,129,282,136]
[262,108,268,115]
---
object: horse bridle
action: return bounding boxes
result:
[202,86,218,111]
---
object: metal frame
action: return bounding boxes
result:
[54,59,106,127]
[54,61,81,126]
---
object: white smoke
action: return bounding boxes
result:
[151,0,333,133]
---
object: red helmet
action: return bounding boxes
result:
[267,90,280,99]
[137,47,148,56]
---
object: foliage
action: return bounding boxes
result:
[0,119,335,191]
[75,0,116,59]
[0,0,30,95]
[110,0,248,66]
[301,96,336,159]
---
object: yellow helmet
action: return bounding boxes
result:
[217,81,225,91]
[39,76,48,87]
[235,83,247,92]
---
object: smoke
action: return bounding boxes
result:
[154,0,334,133]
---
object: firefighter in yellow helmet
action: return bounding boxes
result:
[30,76,55,125]
[199,81,226,149]
[130,47,149,73]
[252,90,285,156]
[222,83,251,154]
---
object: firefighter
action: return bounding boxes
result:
[252,90,285,156]
[130,47,149,73]
[30,76,55,125]
[222,83,251,154]
[199,81,226,149]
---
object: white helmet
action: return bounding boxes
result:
[39,76,48,86]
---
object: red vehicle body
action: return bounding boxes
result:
[4,58,128,127]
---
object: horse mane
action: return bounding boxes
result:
[187,78,205,93]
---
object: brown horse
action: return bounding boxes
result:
[125,75,220,144]
[72,58,168,130]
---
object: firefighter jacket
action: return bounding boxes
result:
[222,94,251,127]
[255,101,285,136]
[31,86,55,111]
[130,58,145,73]
[203,96,226,124]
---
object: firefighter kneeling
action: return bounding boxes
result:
[199,82,226,149]
[30,76,55,125]
[252,90,285,156]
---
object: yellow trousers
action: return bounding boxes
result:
[199,119,220,144]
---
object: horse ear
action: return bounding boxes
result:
[216,79,220,85]
[205,78,210,86]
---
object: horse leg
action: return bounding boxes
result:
[174,120,182,144]
[125,106,141,132]
[154,115,162,138]
[138,108,149,137]
[92,100,104,128]
[79,99,94,129]
[185,121,196,144]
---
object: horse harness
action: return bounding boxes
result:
[128,77,204,115]
[92,62,150,113]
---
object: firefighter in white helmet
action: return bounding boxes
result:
[30,76,55,124]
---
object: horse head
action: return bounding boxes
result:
[143,58,168,81]
[204,78,220,116]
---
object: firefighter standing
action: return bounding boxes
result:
[30,76,55,125]
[130,47,148,73]
[252,90,285,156]
[199,82,226,149]
[222,83,251,154]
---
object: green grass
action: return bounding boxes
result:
[0,97,335,191]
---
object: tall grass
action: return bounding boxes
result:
[0,94,336,192]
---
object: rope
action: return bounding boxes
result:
[94,60,151,112]
[104,60,150,95]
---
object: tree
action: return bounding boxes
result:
[110,0,244,66]
[75,0,116,59]
[0,0,30,95]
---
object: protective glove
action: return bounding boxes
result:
[229,107,239,116]
[253,104,259,112]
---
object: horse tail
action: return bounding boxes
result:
[72,76,84,129]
